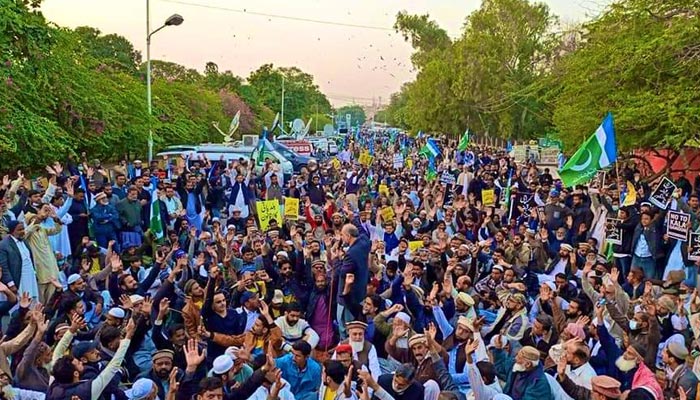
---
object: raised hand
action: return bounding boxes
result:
[69,314,87,333]
[269,370,286,399]
[19,292,31,309]
[141,296,154,315]
[556,350,567,378]
[576,316,591,328]
[166,367,180,400]
[119,294,134,310]
[465,337,480,356]
[494,334,503,350]
[158,298,171,320]
[610,267,620,283]
[185,338,206,369]
[426,322,438,342]
[125,317,137,339]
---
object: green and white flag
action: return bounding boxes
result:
[457,129,470,151]
[558,113,617,188]
[150,189,164,240]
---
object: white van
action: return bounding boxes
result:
[157,143,294,180]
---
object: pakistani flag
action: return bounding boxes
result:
[558,113,617,188]
[426,157,437,181]
[419,138,441,159]
[150,189,164,240]
[458,129,470,151]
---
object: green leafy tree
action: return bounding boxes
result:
[546,0,700,161]
[335,105,367,127]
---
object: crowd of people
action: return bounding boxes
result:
[0,130,698,400]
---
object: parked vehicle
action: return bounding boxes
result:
[157,142,294,180]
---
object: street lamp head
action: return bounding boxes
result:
[165,14,184,26]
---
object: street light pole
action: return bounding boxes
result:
[280,75,285,135]
[146,0,183,162]
[147,0,152,162]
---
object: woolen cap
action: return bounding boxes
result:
[591,376,622,398]
[346,321,368,331]
[152,349,174,362]
[519,346,540,362]
[408,334,428,348]
[667,341,689,359]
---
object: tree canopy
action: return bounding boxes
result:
[0,0,333,171]
[385,0,700,154]
[335,105,367,127]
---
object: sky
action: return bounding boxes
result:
[41,0,609,108]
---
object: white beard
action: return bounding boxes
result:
[350,341,364,353]
[512,363,527,372]
[615,356,637,372]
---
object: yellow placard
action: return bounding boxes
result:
[405,158,413,169]
[409,241,424,252]
[378,184,389,197]
[257,200,282,231]
[359,151,373,167]
[331,158,341,170]
[380,206,395,222]
[482,189,495,207]
[284,197,299,220]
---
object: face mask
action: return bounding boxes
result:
[612,206,620,212]
[629,320,639,331]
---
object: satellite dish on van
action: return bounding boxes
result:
[292,118,304,134]
[323,124,334,136]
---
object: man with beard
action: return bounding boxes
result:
[446,316,489,392]
[562,341,597,390]
[275,302,320,353]
[661,341,697,399]
[354,210,376,241]
[483,292,530,342]
[138,349,183,400]
[332,321,380,380]
[376,363,424,400]
[303,240,326,266]
[604,300,661,369]
[448,292,477,328]
[611,342,663,399]
[361,294,387,358]
[306,273,336,361]
[405,332,458,400]
[491,336,553,400]
[153,298,188,369]
[520,314,559,362]
[504,233,530,274]
[541,243,576,283]
[330,212,345,234]
[271,259,307,307]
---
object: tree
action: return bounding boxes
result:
[394,11,452,70]
[545,0,700,153]
[74,27,142,73]
[247,64,332,123]
[390,0,555,138]
[335,105,367,127]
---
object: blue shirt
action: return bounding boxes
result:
[635,233,652,257]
